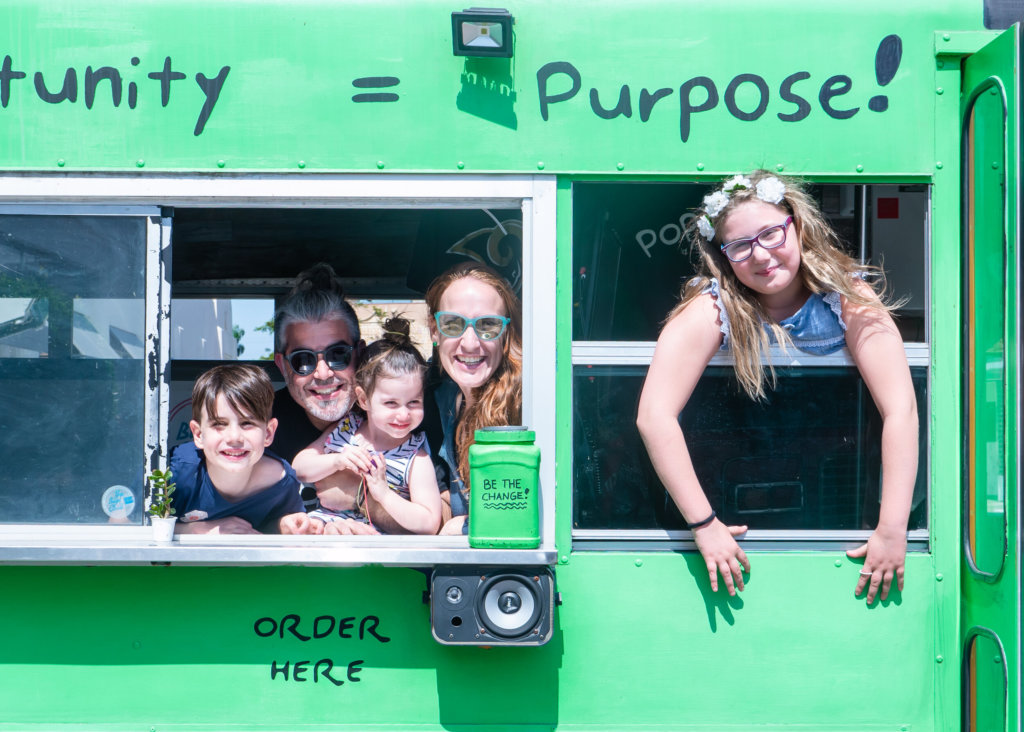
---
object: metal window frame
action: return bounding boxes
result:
[0,174,558,567]
[568,180,933,551]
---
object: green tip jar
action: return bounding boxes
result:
[468,426,541,549]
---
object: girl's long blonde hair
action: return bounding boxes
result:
[425,262,523,488]
[670,170,897,400]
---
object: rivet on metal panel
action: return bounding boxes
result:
[298,160,306,169]
[537,161,545,170]
[217,160,226,168]
[855,165,864,173]
[634,558,643,567]
[936,87,944,95]
[377,160,385,169]
[776,163,785,172]
[696,162,705,171]
[935,655,944,663]
[136,159,145,168]
[834,559,842,567]
[616,162,625,171]
[935,573,943,581]
[57,159,65,167]
[457,161,465,169]
[936,161,944,169]
[942,33,951,41]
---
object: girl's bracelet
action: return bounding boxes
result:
[686,510,716,530]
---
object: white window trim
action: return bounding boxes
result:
[0,174,558,567]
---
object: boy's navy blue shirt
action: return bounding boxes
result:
[169,442,304,533]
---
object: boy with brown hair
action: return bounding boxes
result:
[171,364,312,534]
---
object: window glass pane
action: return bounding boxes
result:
[0,297,48,357]
[573,365,927,531]
[73,298,145,359]
[171,298,275,360]
[0,215,146,524]
[572,182,925,341]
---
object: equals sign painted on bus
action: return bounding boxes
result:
[351,77,400,103]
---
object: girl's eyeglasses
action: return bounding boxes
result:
[720,216,793,263]
[434,312,510,341]
[285,341,354,375]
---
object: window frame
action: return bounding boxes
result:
[569,181,932,552]
[0,174,558,567]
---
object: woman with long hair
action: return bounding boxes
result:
[424,262,523,535]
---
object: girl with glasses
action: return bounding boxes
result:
[293,317,442,534]
[637,170,917,605]
[423,262,523,535]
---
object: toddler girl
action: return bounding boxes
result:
[294,317,442,534]
[637,170,918,604]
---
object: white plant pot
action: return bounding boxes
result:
[151,516,177,543]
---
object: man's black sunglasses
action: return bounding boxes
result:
[285,342,354,376]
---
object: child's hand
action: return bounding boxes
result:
[362,455,389,501]
[332,445,376,475]
[439,515,466,535]
[279,512,314,535]
[691,519,750,596]
[323,518,380,535]
[847,525,907,603]
[177,516,259,535]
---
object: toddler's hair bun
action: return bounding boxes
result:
[382,316,412,346]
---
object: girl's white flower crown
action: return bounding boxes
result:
[697,175,787,241]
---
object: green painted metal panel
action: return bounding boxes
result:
[0,0,977,175]
[0,554,942,730]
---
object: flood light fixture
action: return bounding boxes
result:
[452,8,513,58]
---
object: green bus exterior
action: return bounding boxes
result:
[0,2,1020,730]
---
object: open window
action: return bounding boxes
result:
[571,181,929,547]
[0,176,557,566]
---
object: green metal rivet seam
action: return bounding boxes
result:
[936,87,944,95]
[936,573,943,581]
[634,558,643,567]
[57,159,65,167]
[696,162,705,171]
[537,161,545,170]
[834,559,842,567]
[217,160,226,168]
[936,655,944,663]
[377,160,385,169]
[855,165,864,173]
[936,161,943,169]
[616,162,625,171]
[776,163,784,172]
[136,159,145,168]
[298,160,306,169]
[457,161,465,169]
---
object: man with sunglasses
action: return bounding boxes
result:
[270,265,365,490]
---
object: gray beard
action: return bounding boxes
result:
[305,391,354,424]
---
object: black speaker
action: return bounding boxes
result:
[430,566,555,646]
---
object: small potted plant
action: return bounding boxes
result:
[147,468,177,542]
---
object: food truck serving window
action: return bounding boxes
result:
[571,182,929,547]
[0,176,558,566]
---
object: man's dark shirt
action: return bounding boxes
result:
[269,387,325,463]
